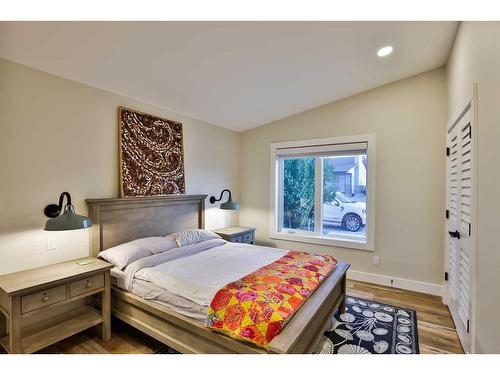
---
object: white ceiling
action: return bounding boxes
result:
[0,22,458,132]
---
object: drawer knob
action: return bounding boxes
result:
[42,294,49,302]
[86,280,92,288]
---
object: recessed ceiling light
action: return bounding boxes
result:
[377,46,393,57]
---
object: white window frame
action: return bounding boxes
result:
[269,134,376,251]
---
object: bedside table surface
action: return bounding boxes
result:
[213,225,255,235]
[0,257,112,295]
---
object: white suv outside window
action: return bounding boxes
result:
[323,192,366,232]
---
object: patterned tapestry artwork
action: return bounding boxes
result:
[119,107,185,197]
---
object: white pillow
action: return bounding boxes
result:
[138,236,178,255]
[98,237,178,269]
[167,229,221,247]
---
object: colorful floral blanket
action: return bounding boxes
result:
[205,251,337,349]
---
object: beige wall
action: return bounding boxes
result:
[447,22,500,353]
[239,68,447,286]
[0,58,239,275]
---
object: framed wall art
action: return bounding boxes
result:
[119,107,185,197]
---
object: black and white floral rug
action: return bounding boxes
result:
[315,296,419,354]
[156,296,419,354]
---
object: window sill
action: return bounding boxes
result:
[269,232,374,252]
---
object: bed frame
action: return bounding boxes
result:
[86,195,349,354]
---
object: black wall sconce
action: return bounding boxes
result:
[44,192,92,231]
[209,189,240,210]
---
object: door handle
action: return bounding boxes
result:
[448,230,461,239]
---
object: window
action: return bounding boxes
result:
[270,135,375,251]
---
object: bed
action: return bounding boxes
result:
[86,195,349,354]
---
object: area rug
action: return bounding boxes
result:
[315,296,419,354]
[155,296,419,354]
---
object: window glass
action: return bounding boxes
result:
[282,157,315,232]
[322,155,367,241]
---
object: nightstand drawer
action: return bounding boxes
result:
[243,232,254,243]
[22,285,66,314]
[70,273,104,297]
[231,235,243,243]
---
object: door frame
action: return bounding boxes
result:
[443,83,478,353]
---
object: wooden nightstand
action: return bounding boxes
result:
[0,257,113,354]
[213,226,256,244]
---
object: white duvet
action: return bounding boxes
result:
[123,239,288,307]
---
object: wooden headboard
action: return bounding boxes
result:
[86,195,207,257]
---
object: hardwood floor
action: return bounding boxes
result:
[0,280,464,354]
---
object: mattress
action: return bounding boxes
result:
[119,239,289,321]
[131,279,207,321]
[110,267,126,289]
[111,264,207,320]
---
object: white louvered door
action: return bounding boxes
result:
[445,100,475,353]
[448,130,460,302]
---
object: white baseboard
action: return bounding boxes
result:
[347,269,443,297]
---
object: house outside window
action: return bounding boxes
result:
[270,134,375,251]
